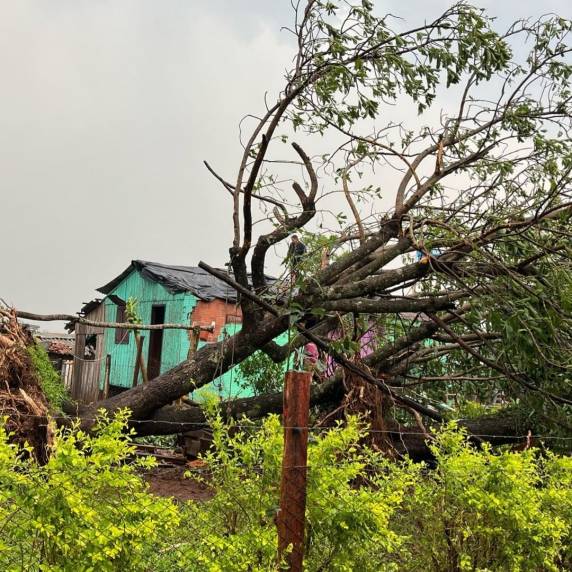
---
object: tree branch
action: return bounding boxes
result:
[11,310,214,332]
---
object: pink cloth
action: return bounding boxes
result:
[304,342,319,364]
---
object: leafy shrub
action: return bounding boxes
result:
[237,350,285,396]
[27,342,68,411]
[0,410,178,571]
[155,416,571,572]
[0,410,570,571]
[392,424,572,571]
[152,414,416,571]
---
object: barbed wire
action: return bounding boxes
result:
[7,411,572,441]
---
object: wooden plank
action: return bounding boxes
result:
[70,301,106,403]
[277,370,312,572]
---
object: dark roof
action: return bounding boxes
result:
[398,312,431,322]
[80,298,103,316]
[97,260,273,303]
[66,298,103,332]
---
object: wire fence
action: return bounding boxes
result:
[1,450,571,571]
[22,412,572,442]
[0,463,238,571]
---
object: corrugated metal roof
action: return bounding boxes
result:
[97,260,274,302]
[398,312,431,322]
[80,299,103,316]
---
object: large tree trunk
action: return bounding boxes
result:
[127,378,531,461]
[80,315,290,422]
[135,375,344,435]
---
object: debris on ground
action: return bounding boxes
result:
[0,307,53,463]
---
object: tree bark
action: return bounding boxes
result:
[133,375,344,435]
[126,384,531,462]
[81,314,290,422]
[13,310,214,332]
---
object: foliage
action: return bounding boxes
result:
[291,231,339,284]
[452,399,500,420]
[192,386,222,410]
[73,0,572,453]
[152,415,571,571]
[125,297,142,325]
[393,425,572,571]
[0,410,178,571]
[27,343,68,412]
[132,433,177,449]
[0,411,570,570]
[237,351,286,396]
[153,414,415,571]
[289,2,513,130]
[212,0,572,438]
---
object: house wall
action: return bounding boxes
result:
[71,302,105,403]
[99,270,197,389]
[98,269,253,398]
[192,299,242,342]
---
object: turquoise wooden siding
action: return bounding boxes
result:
[97,269,258,399]
[99,270,197,389]
[194,329,292,401]
[193,323,244,399]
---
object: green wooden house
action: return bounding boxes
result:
[70,260,258,403]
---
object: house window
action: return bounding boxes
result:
[115,305,130,345]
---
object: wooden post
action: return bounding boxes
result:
[103,354,111,399]
[132,334,145,387]
[187,325,201,360]
[277,370,312,571]
[133,330,149,384]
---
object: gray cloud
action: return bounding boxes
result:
[1,0,570,330]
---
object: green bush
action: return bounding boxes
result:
[153,416,572,571]
[393,424,572,571]
[153,417,572,572]
[0,411,570,571]
[152,414,416,572]
[237,351,285,396]
[0,410,178,571]
[27,343,68,411]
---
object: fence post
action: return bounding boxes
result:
[134,330,149,384]
[277,370,312,571]
[103,354,111,399]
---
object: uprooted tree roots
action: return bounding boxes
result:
[316,360,424,460]
[0,309,53,463]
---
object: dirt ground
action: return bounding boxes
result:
[143,465,213,502]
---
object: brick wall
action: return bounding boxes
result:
[191,299,242,342]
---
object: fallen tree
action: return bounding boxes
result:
[132,381,532,461]
[22,1,572,449]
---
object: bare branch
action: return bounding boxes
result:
[9,310,214,332]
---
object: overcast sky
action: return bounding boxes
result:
[1,0,570,331]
